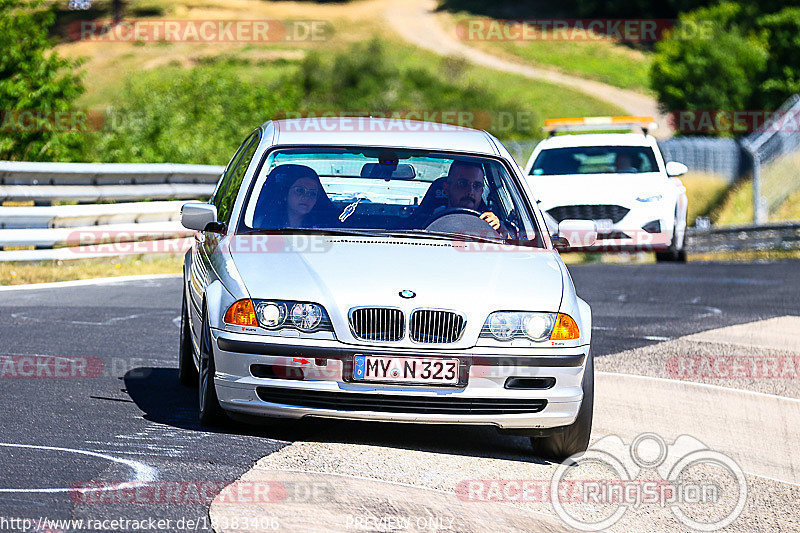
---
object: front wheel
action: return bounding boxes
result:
[178,291,198,387]
[198,310,226,426]
[655,206,687,263]
[530,353,593,462]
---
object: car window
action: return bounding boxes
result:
[238,147,543,247]
[531,146,659,175]
[212,135,251,211]
[216,132,260,224]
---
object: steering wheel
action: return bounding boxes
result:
[424,207,502,238]
[426,207,483,224]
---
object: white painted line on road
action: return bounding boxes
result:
[0,443,157,493]
[697,305,723,317]
[0,273,181,292]
[10,311,173,326]
[642,335,672,341]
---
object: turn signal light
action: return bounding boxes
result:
[224,299,258,327]
[550,313,580,340]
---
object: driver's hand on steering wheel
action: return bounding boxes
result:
[480,212,501,230]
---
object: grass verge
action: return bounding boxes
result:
[0,254,183,286]
[681,172,730,226]
[439,12,653,92]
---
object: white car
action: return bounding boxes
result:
[523,117,689,262]
[179,117,597,460]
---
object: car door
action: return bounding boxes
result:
[189,130,260,338]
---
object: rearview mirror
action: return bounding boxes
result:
[665,161,688,177]
[181,202,225,233]
[554,219,598,251]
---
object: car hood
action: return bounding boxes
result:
[529,173,666,208]
[230,236,565,321]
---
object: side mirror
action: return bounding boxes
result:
[665,161,688,177]
[181,202,226,233]
[554,219,597,251]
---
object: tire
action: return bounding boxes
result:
[178,291,198,387]
[530,353,593,462]
[655,206,687,263]
[198,310,226,426]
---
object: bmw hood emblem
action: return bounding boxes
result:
[399,290,416,299]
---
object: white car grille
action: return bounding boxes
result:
[348,308,465,343]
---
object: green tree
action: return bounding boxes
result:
[650,2,768,131]
[754,7,800,110]
[0,0,85,160]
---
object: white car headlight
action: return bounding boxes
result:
[290,303,323,332]
[256,302,287,329]
[482,312,556,341]
[636,194,663,203]
[254,300,331,332]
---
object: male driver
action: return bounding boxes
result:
[441,160,502,230]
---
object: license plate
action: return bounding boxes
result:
[353,355,459,384]
[594,219,614,232]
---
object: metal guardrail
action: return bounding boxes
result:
[0,201,184,229]
[687,222,800,253]
[0,161,224,185]
[0,162,219,260]
[0,161,222,202]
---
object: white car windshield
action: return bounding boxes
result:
[531,146,659,175]
[238,147,543,247]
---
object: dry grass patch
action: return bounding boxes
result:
[0,254,183,285]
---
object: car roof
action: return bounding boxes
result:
[536,132,657,149]
[267,117,500,156]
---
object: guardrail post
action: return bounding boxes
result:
[741,141,766,224]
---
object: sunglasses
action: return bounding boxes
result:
[455,179,485,191]
[290,185,319,199]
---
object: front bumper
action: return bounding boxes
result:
[545,203,676,252]
[211,330,589,430]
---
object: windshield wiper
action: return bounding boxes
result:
[385,229,508,244]
[238,227,387,238]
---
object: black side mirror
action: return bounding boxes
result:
[551,235,571,252]
[203,221,228,234]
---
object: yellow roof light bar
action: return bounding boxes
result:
[543,116,658,135]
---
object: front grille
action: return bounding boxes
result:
[410,309,465,343]
[256,387,547,415]
[548,204,630,223]
[349,307,404,342]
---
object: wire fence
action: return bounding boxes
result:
[741,94,800,223]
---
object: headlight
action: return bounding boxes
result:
[225,299,332,332]
[636,194,663,203]
[482,312,556,341]
[487,313,521,341]
[290,303,323,331]
[255,301,287,329]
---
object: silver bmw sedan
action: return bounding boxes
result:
[179,117,596,460]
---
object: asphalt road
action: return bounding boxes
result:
[1,260,799,530]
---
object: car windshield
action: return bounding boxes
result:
[531,146,659,175]
[238,147,543,247]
